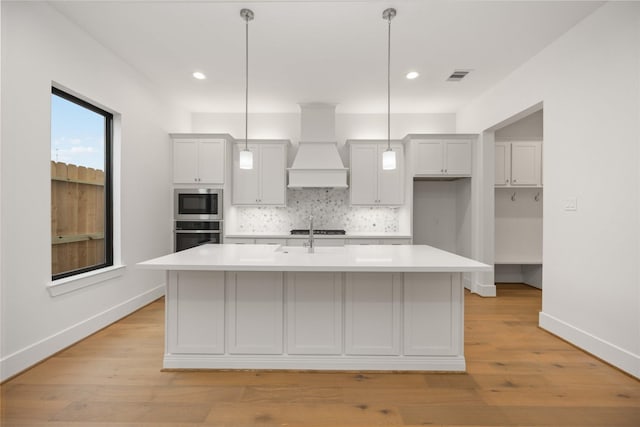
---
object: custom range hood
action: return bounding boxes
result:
[287,103,348,188]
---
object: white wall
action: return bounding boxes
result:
[495,109,543,141]
[0,2,189,381]
[457,2,640,377]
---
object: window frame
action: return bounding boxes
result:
[51,87,114,280]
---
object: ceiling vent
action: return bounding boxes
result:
[447,69,471,81]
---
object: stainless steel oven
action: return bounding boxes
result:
[174,188,222,220]
[174,220,223,252]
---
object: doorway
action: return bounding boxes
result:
[493,109,543,289]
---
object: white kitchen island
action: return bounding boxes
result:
[138,244,490,372]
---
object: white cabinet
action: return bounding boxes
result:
[286,272,343,355]
[172,136,225,184]
[346,238,411,245]
[349,142,404,206]
[404,273,462,356]
[495,141,542,187]
[166,271,225,354]
[413,139,472,176]
[227,271,284,354]
[345,272,401,355]
[232,141,287,206]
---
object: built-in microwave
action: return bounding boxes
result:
[174,188,223,220]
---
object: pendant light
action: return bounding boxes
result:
[382,8,397,171]
[239,8,254,170]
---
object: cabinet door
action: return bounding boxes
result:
[197,139,225,184]
[404,272,462,356]
[350,144,378,205]
[167,271,225,354]
[173,139,199,183]
[444,140,471,176]
[377,144,404,205]
[232,144,260,204]
[414,140,444,175]
[345,272,401,355]
[494,142,510,186]
[511,142,541,186]
[287,272,343,355]
[259,144,287,205]
[227,271,284,354]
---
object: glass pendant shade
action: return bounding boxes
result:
[382,148,396,170]
[239,148,253,170]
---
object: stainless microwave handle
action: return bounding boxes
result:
[174,230,222,234]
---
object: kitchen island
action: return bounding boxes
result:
[138,244,490,371]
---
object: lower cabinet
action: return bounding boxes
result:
[166,270,463,369]
[287,272,343,355]
[167,271,225,354]
[404,273,460,356]
[345,272,402,355]
[227,271,284,354]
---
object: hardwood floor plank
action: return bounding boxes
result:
[204,402,404,426]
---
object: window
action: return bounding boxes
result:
[51,87,113,280]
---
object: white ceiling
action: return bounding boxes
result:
[50,0,603,114]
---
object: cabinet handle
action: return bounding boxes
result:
[440,169,444,173]
[513,179,517,183]
[444,169,448,173]
[506,179,509,183]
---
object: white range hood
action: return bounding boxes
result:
[287,103,348,188]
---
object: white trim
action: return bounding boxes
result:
[164,354,466,372]
[539,312,640,379]
[1,284,165,382]
[466,279,496,297]
[47,265,126,296]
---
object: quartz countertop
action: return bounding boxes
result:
[137,244,491,273]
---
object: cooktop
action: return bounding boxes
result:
[290,229,346,235]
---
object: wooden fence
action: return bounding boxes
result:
[51,161,105,276]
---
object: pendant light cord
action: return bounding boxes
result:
[387,14,391,151]
[245,14,249,151]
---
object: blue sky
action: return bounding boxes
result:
[51,94,105,170]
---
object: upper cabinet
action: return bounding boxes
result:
[349,141,404,206]
[495,141,542,187]
[232,141,288,206]
[172,135,227,184]
[413,139,472,177]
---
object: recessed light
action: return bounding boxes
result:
[406,71,419,80]
[192,71,206,80]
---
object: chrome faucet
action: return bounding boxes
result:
[308,215,315,253]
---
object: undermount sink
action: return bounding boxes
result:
[275,245,346,254]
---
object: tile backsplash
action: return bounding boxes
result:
[234,188,399,233]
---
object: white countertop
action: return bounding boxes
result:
[137,244,491,273]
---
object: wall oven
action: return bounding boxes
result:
[174,188,222,220]
[174,220,222,252]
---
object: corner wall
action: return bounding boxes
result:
[457,2,640,377]
[0,2,190,381]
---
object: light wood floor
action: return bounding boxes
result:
[1,284,638,426]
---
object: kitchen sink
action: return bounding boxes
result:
[275,245,346,254]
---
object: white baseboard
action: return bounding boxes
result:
[539,312,640,379]
[466,280,496,297]
[164,354,466,372]
[0,284,165,382]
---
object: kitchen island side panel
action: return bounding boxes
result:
[164,270,465,371]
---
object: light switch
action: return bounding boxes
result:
[564,197,577,211]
